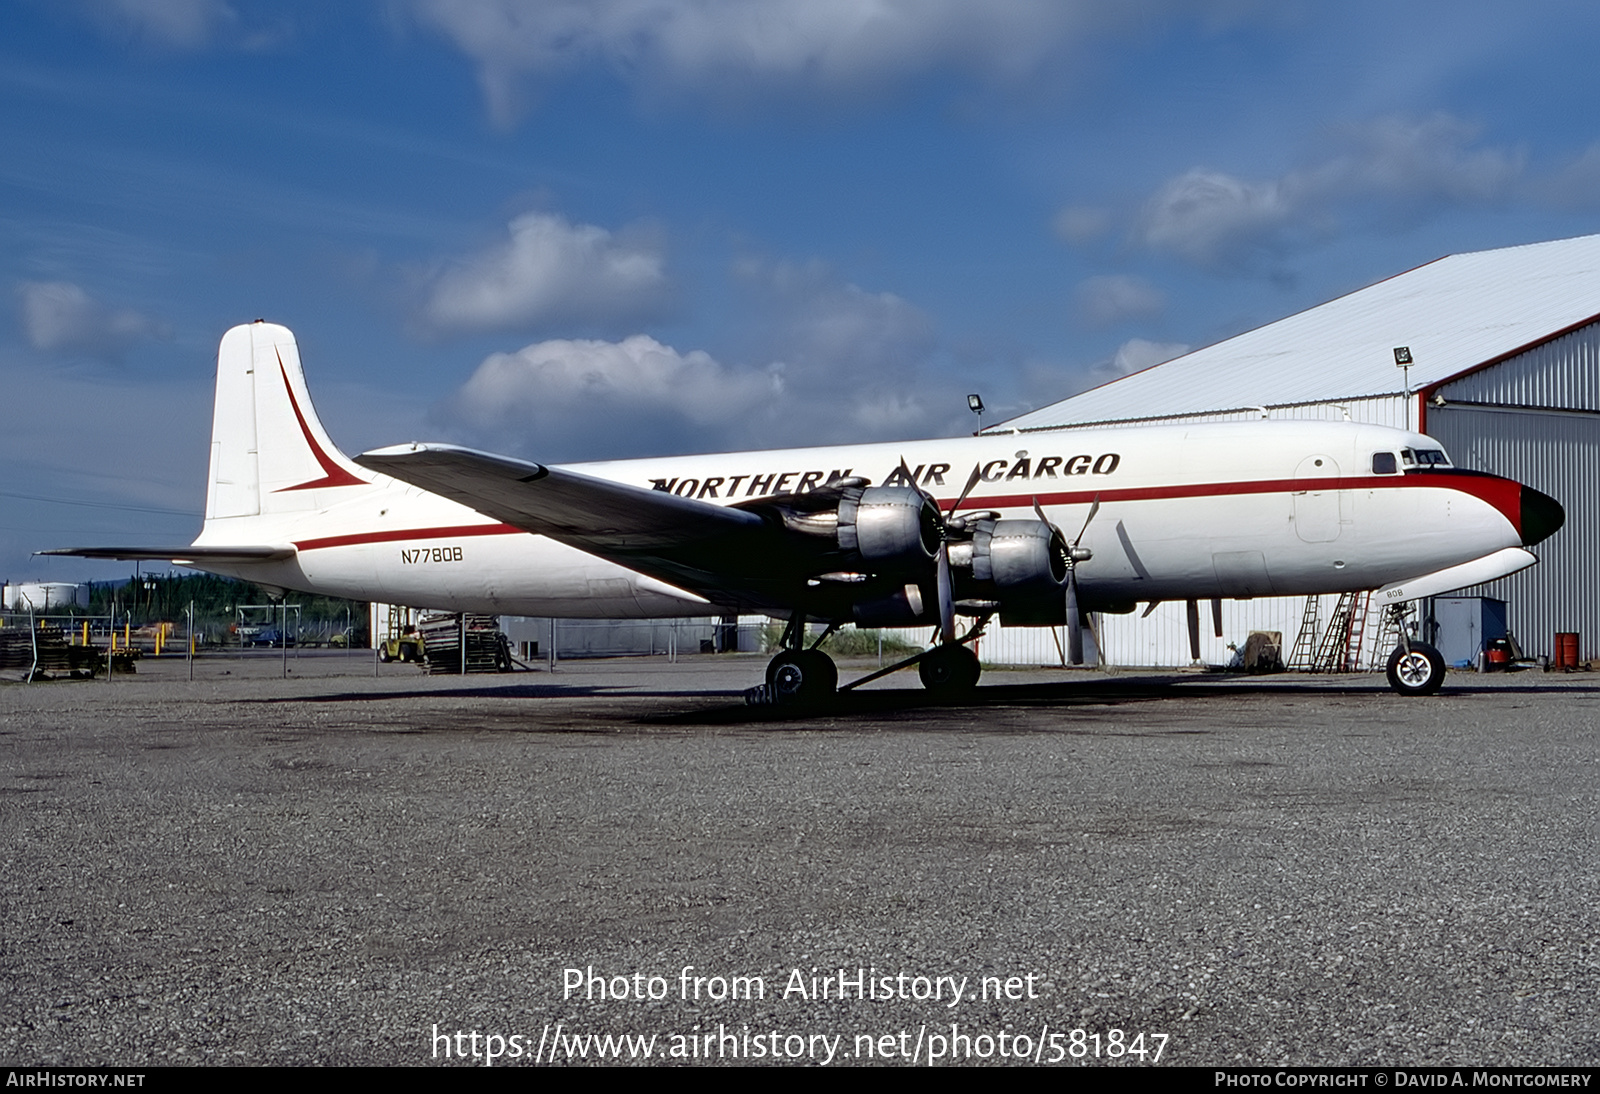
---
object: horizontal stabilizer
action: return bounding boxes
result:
[38,545,295,564]
[1372,546,1538,603]
[356,443,764,550]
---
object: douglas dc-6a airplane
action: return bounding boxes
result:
[47,321,1564,702]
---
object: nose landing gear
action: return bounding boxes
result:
[1386,642,1446,695]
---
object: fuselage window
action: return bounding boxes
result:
[1372,452,1398,475]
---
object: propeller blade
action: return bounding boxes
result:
[1074,495,1101,546]
[1066,570,1084,665]
[936,543,956,644]
[897,456,928,500]
[1186,598,1201,662]
[948,463,983,518]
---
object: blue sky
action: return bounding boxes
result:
[7,0,1600,582]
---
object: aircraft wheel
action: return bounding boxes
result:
[1386,642,1446,696]
[919,643,981,699]
[766,649,837,705]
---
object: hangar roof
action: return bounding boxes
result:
[1000,233,1600,433]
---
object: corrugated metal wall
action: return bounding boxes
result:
[1425,405,1600,659]
[1425,321,1600,659]
[1436,320,1600,411]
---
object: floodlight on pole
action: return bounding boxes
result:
[967,393,985,434]
[1394,347,1413,430]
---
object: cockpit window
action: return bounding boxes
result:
[1372,452,1398,475]
[1401,447,1451,469]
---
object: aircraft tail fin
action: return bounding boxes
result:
[204,322,374,524]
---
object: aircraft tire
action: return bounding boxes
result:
[1386,642,1446,696]
[766,649,837,705]
[919,643,981,699]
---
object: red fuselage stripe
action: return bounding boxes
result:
[955,472,1522,533]
[289,472,1521,552]
[295,523,523,551]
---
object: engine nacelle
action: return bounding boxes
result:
[836,485,941,571]
[851,582,930,628]
[951,517,1070,625]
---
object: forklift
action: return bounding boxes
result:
[376,605,425,663]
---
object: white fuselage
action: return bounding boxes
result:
[192,419,1524,619]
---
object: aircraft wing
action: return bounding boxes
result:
[356,443,780,603]
[37,546,296,563]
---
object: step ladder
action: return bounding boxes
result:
[1311,592,1359,673]
[1286,595,1321,671]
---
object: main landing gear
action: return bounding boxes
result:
[917,643,981,699]
[752,615,987,706]
[765,647,838,706]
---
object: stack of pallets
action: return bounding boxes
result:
[418,613,512,674]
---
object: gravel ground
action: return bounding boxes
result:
[2,652,1598,1067]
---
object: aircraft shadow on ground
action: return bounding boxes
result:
[240,674,1600,734]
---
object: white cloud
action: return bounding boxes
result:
[748,259,933,370]
[423,213,671,333]
[734,258,951,434]
[1109,337,1188,375]
[441,334,780,458]
[409,0,1192,124]
[18,281,170,359]
[456,334,773,427]
[1074,274,1165,327]
[1136,168,1300,270]
[1538,144,1600,209]
[439,261,973,459]
[1085,338,1190,386]
[1129,114,1526,271]
[76,0,237,48]
[1052,205,1111,245]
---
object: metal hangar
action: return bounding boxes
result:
[984,233,1600,669]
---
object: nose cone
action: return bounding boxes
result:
[1521,485,1564,546]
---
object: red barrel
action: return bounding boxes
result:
[1555,632,1580,669]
